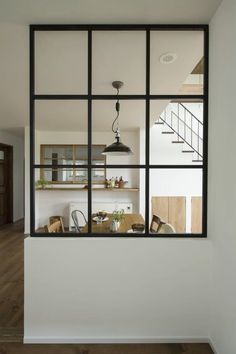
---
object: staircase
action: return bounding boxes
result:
[156,102,203,163]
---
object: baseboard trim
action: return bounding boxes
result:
[209,338,218,354]
[14,217,24,223]
[24,335,210,344]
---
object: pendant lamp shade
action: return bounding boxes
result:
[102,81,133,156]
[102,137,133,156]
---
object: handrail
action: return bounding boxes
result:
[179,103,203,125]
[158,102,203,159]
[171,111,203,141]
[158,115,202,158]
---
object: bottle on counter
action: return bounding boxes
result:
[119,176,124,188]
[110,177,115,188]
[115,177,119,188]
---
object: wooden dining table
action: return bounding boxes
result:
[82,213,145,234]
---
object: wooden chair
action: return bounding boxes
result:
[49,216,65,232]
[44,217,64,233]
[150,214,166,233]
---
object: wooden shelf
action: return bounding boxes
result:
[36,187,139,192]
[93,188,139,191]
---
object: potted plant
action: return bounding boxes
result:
[35,178,50,189]
[110,209,124,232]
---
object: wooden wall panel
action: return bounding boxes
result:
[191,197,202,233]
[168,197,186,233]
[151,196,186,233]
[151,196,168,222]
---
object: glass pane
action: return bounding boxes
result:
[75,145,87,162]
[150,100,203,165]
[35,31,88,94]
[92,145,106,161]
[150,31,204,95]
[90,168,145,234]
[35,100,87,164]
[42,146,74,166]
[43,167,72,183]
[0,151,4,160]
[92,31,146,94]
[149,169,203,234]
[36,167,88,185]
[35,168,88,234]
[92,100,145,165]
[92,167,106,184]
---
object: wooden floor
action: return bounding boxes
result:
[0,220,24,341]
[0,343,213,354]
[0,222,213,353]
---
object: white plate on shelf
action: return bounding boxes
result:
[93,216,109,222]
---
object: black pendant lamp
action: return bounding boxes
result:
[102,81,133,156]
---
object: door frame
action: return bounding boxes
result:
[0,143,13,224]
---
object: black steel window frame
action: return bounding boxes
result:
[30,24,208,238]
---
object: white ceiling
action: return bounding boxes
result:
[35,30,203,95]
[0,0,221,25]
[0,0,221,133]
[150,31,203,94]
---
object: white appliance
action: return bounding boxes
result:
[69,201,133,231]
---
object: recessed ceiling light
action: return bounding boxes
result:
[159,52,177,64]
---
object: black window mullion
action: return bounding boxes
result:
[33,94,205,101]
[87,29,92,234]
[30,27,35,235]
[145,30,150,235]
[30,24,208,32]
[30,24,208,238]
[33,164,203,170]
[202,27,209,236]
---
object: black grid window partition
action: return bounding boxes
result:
[30,24,208,237]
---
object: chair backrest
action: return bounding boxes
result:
[158,223,176,234]
[150,214,166,233]
[49,216,65,232]
[71,210,87,232]
[44,219,63,233]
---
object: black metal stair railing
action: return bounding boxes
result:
[156,102,203,162]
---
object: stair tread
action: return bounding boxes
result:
[155,122,164,125]
[192,160,203,162]
[182,150,194,153]
[162,131,174,134]
[172,141,184,143]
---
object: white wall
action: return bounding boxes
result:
[0,130,24,221]
[150,124,195,165]
[24,237,211,343]
[209,0,236,353]
[24,127,30,233]
[25,17,236,345]
[24,124,213,343]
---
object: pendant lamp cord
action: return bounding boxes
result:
[112,88,120,135]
